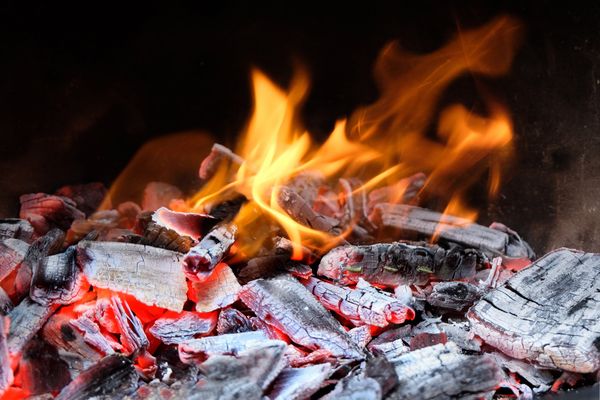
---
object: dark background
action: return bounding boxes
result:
[1,2,600,255]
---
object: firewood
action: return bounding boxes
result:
[7,297,58,360]
[467,248,600,373]
[76,241,187,311]
[323,357,397,400]
[348,325,372,348]
[149,311,218,345]
[0,219,35,243]
[19,338,71,395]
[367,172,426,210]
[489,352,555,393]
[55,182,108,217]
[178,331,268,364]
[152,206,215,240]
[191,263,241,312]
[17,228,65,296]
[66,210,120,243]
[386,342,502,400]
[198,143,245,180]
[141,182,183,211]
[182,222,237,281]
[0,239,29,282]
[426,281,483,311]
[0,317,12,393]
[19,193,85,234]
[238,254,311,284]
[268,363,332,400]
[110,297,148,355]
[70,315,120,355]
[42,313,106,363]
[239,275,364,359]
[131,211,195,253]
[338,177,376,238]
[303,277,414,327]
[56,354,138,400]
[216,308,253,335]
[276,186,341,234]
[318,241,486,287]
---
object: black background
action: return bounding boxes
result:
[1,2,600,255]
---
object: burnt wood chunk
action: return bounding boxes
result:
[77,241,187,311]
[178,331,268,364]
[467,248,600,373]
[42,314,105,362]
[8,297,58,359]
[338,177,375,237]
[0,317,12,393]
[0,239,29,281]
[318,242,485,287]
[70,315,117,356]
[56,354,138,400]
[55,182,108,217]
[149,311,217,345]
[19,193,85,234]
[110,297,148,355]
[239,275,364,359]
[17,229,65,295]
[216,308,253,334]
[192,263,241,312]
[153,207,215,240]
[0,289,13,316]
[277,186,340,234]
[182,223,237,281]
[427,281,482,311]
[0,219,35,243]
[132,211,195,253]
[198,143,245,180]
[30,247,88,306]
[268,363,332,400]
[371,204,534,259]
[387,342,502,400]
[19,339,71,395]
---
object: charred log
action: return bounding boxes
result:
[182,223,237,281]
[149,311,217,345]
[277,186,341,234]
[178,331,268,364]
[131,211,195,253]
[426,281,482,312]
[191,263,241,313]
[19,338,71,395]
[19,193,85,234]
[0,219,34,243]
[216,308,253,335]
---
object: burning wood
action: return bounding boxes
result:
[0,239,29,282]
[238,253,311,283]
[199,143,245,180]
[268,363,332,400]
[131,211,195,253]
[191,263,241,312]
[7,297,58,360]
[19,339,71,395]
[468,248,600,373]
[110,296,148,355]
[0,219,34,243]
[182,222,237,281]
[149,311,217,344]
[76,241,187,311]
[426,281,483,311]
[239,274,364,359]
[178,331,268,364]
[367,172,426,209]
[277,185,341,235]
[19,193,85,234]
[153,206,216,239]
[216,308,253,334]
[67,315,116,357]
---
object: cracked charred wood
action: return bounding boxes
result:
[239,275,364,359]
[17,228,65,296]
[70,315,120,355]
[216,308,253,335]
[370,337,410,363]
[338,177,376,238]
[76,241,187,311]
[367,172,426,209]
[207,195,246,223]
[303,277,415,327]
[191,263,241,313]
[155,346,199,383]
[142,182,183,211]
[130,211,195,253]
[489,352,555,393]
[153,206,217,239]
[110,297,148,355]
[198,143,245,180]
[19,338,71,395]
[386,342,502,400]
[19,193,85,234]
[268,363,333,400]
[56,354,138,400]
[0,289,13,316]
[277,186,341,234]
[238,254,311,284]
[371,204,534,260]
[55,182,108,217]
[149,311,218,345]
[318,241,486,287]
[42,314,106,363]
[0,317,12,393]
[0,239,29,282]
[182,223,237,281]
[0,219,34,243]
[30,247,89,306]
[178,331,268,364]
[427,281,483,312]
[348,325,372,349]
[7,297,58,360]
[467,248,600,373]
[364,355,399,396]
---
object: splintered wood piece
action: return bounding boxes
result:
[489,352,555,393]
[67,210,120,243]
[216,308,253,335]
[367,172,426,210]
[56,354,138,400]
[149,311,217,344]
[17,228,65,296]
[178,331,268,364]
[239,275,364,359]
[427,281,483,312]
[182,223,237,281]
[348,325,372,349]
[0,317,12,393]
[19,339,71,395]
[0,239,29,281]
[131,211,195,253]
[387,343,502,400]
[55,182,108,217]
[152,206,215,240]
[70,315,120,355]
[30,246,89,306]
[0,219,35,243]
[318,242,485,287]
[467,248,600,373]
[110,297,148,355]
[77,241,187,311]
[7,297,58,359]
[277,186,341,234]
[198,143,245,180]
[42,313,106,362]
[371,204,534,259]
[268,364,333,400]
[142,182,183,211]
[192,263,241,312]
[19,193,85,234]
[303,277,414,327]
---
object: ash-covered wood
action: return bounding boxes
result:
[239,275,364,359]
[56,354,138,400]
[17,228,65,295]
[142,182,183,211]
[323,357,397,400]
[19,338,71,395]
[191,263,241,312]
[42,314,106,363]
[468,248,600,373]
[131,211,195,253]
[178,331,268,364]
[0,219,34,243]
[427,281,482,311]
[268,363,332,400]
[198,143,245,180]
[7,297,58,359]
[149,311,217,345]
[0,289,13,316]
[55,182,108,217]
[386,342,502,400]
[0,239,29,282]
[303,277,414,327]
[277,186,341,234]
[371,204,534,259]
[348,325,372,349]
[19,193,85,234]
[77,241,187,311]
[489,352,555,393]
[110,297,148,355]
[0,317,12,393]
[182,223,237,281]
[318,241,486,287]
[70,315,118,356]
[216,308,253,334]
[367,172,426,209]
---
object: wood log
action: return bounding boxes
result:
[0,219,34,243]
[367,172,426,210]
[182,223,237,281]
[131,211,195,253]
[7,297,58,359]
[268,363,332,400]
[467,248,600,373]
[152,206,216,240]
[17,228,65,296]
[191,263,241,313]
[276,186,341,234]
[19,193,85,234]
[76,241,187,311]
[238,275,364,359]
[149,311,218,345]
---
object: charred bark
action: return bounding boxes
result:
[182,222,237,281]
[7,297,58,359]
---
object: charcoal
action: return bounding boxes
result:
[70,315,120,355]
[370,337,410,363]
[318,241,486,287]
[338,177,376,237]
[55,182,108,217]
[434,321,481,352]
[77,241,187,311]
[199,143,245,181]
[131,211,194,253]
[19,338,71,395]
[0,218,35,243]
[273,236,318,263]
[207,196,246,222]
[110,296,148,355]
[17,228,65,295]
[149,311,218,345]
[277,185,341,235]
[153,206,215,240]
[0,289,13,316]
[386,342,502,400]
[250,316,289,341]
[182,223,237,281]
[19,193,85,234]
[348,325,372,349]
[8,297,58,359]
[367,172,426,209]
[189,379,263,400]
[303,277,414,327]
[285,347,333,368]
[42,314,106,362]
[0,238,29,281]
[268,363,332,400]
[489,352,555,393]
[426,281,482,311]
[216,308,253,334]
[178,331,268,364]
[363,355,399,396]
[30,246,88,306]
[371,204,534,259]
[239,275,364,359]
[191,263,241,312]
[322,373,381,400]
[56,354,138,400]
[0,317,12,393]
[468,248,600,373]
[142,182,183,211]
[155,346,199,383]
[67,210,120,243]
[238,254,297,283]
